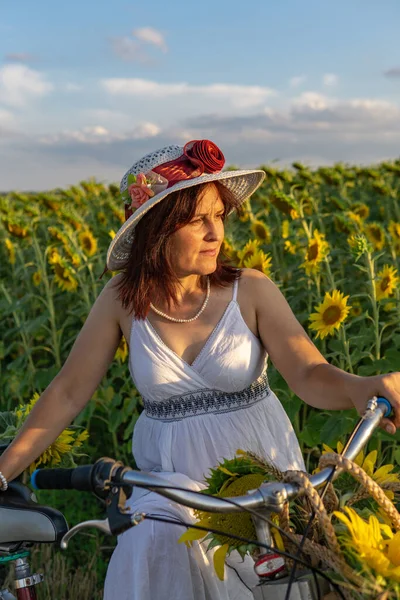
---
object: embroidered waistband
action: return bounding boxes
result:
[142,372,270,422]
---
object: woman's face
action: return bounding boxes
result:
[169,184,225,278]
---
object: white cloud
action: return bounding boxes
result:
[132,27,167,52]
[38,121,160,145]
[110,27,167,63]
[0,107,14,125]
[63,82,82,92]
[110,36,150,63]
[101,78,276,108]
[0,64,53,107]
[0,107,19,140]
[289,75,307,88]
[323,73,339,87]
[291,91,332,111]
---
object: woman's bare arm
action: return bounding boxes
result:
[0,276,123,482]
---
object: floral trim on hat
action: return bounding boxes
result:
[121,170,169,215]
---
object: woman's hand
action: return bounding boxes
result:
[349,372,400,435]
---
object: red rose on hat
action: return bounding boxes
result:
[184,140,225,174]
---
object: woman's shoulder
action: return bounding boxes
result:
[98,273,125,315]
[238,267,270,289]
[238,268,278,309]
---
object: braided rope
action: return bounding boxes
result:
[283,470,344,558]
[280,464,390,599]
[319,453,400,530]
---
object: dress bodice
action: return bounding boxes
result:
[128,278,268,405]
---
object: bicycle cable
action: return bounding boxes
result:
[143,513,347,600]
[127,481,354,600]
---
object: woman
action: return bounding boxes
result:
[0,140,399,600]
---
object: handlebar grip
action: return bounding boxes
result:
[376,397,393,418]
[31,465,94,491]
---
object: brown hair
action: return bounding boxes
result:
[114,180,242,319]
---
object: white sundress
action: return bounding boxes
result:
[103,278,305,600]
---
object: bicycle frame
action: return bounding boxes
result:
[0,550,43,600]
[41,396,389,600]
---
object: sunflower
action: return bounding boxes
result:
[78,230,98,257]
[388,221,400,253]
[351,203,370,220]
[250,220,271,244]
[97,211,107,225]
[4,238,16,265]
[365,222,386,251]
[308,290,351,339]
[15,392,89,474]
[284,240,297,255]
[63,242,81,267]
[6,221,28,238]
[237,200,252,223]
[375,265,399,301]
[69,252,81,268]
[220,238,238,263]
[322,441,400,489]
[347,234,372,261]
[47,246,61,265]
[270,191,299,219]
[178,455,283,581]
[110,206,125,224]
[48,226,68,245]
[51,257,78,292]
[384,301,397,313]
[115,336,128,362]
[237,240,260,266]
[334,507,400,583]
[388,221,400,241]
[301,230,330,276]
[243,249,272,276]
[350,299,363,318]
[109,229,117,240]
[346,211,363,229]
[32,271,42,286]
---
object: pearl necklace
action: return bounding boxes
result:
[150,277,210,323]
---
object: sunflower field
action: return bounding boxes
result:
[1,160,400,597]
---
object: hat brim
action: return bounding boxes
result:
[106,168,266,271]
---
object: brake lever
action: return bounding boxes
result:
[60,518,111,549]
[60,511,146,550]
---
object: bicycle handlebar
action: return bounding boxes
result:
[31,396,391,515]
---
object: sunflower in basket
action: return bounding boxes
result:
[178,450,293,580]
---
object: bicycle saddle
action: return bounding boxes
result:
[0,481,68,546]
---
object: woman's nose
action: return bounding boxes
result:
[205,221,222,240]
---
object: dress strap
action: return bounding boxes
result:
[232,278,239,302]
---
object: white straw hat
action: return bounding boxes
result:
[106,140,266,271]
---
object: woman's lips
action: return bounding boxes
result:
[200,249,217,256]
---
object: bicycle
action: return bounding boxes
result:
[0,395,393,600]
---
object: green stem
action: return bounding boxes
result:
[324,257,336,290]
[0,282,36,380]
[339,326,354,374]
[32,234,61,369]
[364,251,381,361]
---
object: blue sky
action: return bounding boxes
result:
[1,0,400,190]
